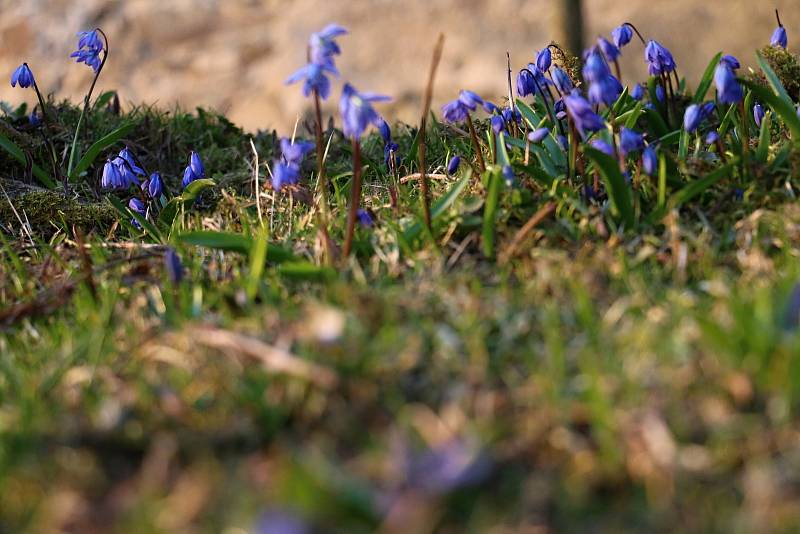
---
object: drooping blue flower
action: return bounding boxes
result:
[146,172,163,199]
[554,98,567,119]
[77,29,103,51]
[164,248,184,284]
[705,131,720,145]
[181,166,197,189]
[517,69,537,97]
[588,75,623,107]
[551,67,573,94]
[598,37,621,62]
[10,64,34,88]
[309,24,348,66]
[339,83,391,140]
[377,119,391,143]
[272,161,300,191]
[491,115,505,134]
[771,25,788,49]
[285,62,339,100]
[631,83,645,101]
[583,52,611,83]
[458,89,484,110]
[128,197,146,228]
[502,107,521,124]
[701,101,716,117]
[28,111,41,127]
[383,140,398,166]
[619,127,644,155]
[482,101,500,114]
[119,147,145,176]
[642,146,657,176]
[442,100,470,123]
[70,29,104,72]
[101,159,124,189]
[564,91,606,137]
[644,40,676,76]
[502,165,515,186]
[655,85,666,102]
[536,47,552,72]
[114,156,140,187]
[590,138,615,156]
[754,103,765,128]
[714,63,743,105]
[720,55,741,70]
[356,208,373,227]
[528,127,550,143]
[447,155,461,174]
[683,104,703,132]
[190,151,205,178]
[280,138,315,167]
[612,24,634,48]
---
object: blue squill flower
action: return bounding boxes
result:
[517,69,537,97]
[164,248,184,284]
[714,63,743,104]
[588,75,623,107]
[146,172,163,199]
[280,138,315,166]
[557,135,569,151]
[447,155,461,174]
[458,89,484,109]
[554,98,567,119]
[642,146,657,176]
[590,138,615,156]
[619,127,644,155]
[272,161,300,191]
[564,91,606,137]
[119,147,145,176]
[772,25,788,49]
[483,101,500,114]
[28,112,41,127]
[383,140,398,166]
[502,165,515,185]
[491,115,505,134]
[356,208,373,227]
[631,83,645,101]
[683,104,703,132]
[113,157,140,187]
[339,83,391,140]
[128,197,146,228]
[754,103,765,128]
[377,119,391,143]
[655,85,665,102]
[10,64,34,88]
[720,55,741,70]
[309,24,348,66]
[612,24,634,48]
[644,40,676,76]
[528,127,550,143]
[101,159,123,189]
[442,100,470,123]
[583,52,611,83]
[536,48,552,72]
[190,151,205,178]
[502,107,521,124]
[551,67,573,94]
[705,131,720,145]
[181,166,197,189]
[71,29,104,72]
[598,37,621,62]
[285,62,339,100]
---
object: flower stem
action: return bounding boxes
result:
[29,76,62,192]
[343,138,362,257]
[312,89,333,264]
[67,28,109,180]
[465,114,486,172]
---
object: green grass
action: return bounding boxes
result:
[3,61,800,532]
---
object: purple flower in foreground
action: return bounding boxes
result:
[356,208,373,227]
[146,172,163,199]
[706,131,720,145]
[720,55,741,70]
[644,40,676,76]
[339,83,391,140]
[642,146,658,176]
[612,24,634,48]
[714,63,743,105]
[631,83,645,101]
[447,155,461,174]
[285,62,339,100]
[272,161,300,191]
[590,138,615,156]
[181,166,197,189]
[754,103,765,128]
[536,47,552,72]
[620,127,644,155]
[588,75,623,107]
[517,68,537,97]
[528,127,550,143]
[309,24,348,66]
[598,37,621,62]
[164,248,183,284]
[684,104,703,132]
[771,24,788,49]
[564,91,606,138]
[101,159,124,189]
[491,115,505,134]
[119,146,145,176]
[551,67,574,94]
[280,138,315,167]
[458,89,484,109]
[10,64,34,88]
[190,151,205,178]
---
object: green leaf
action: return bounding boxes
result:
[246,226,269,300]
[678,129,690,160]
[647,161,737,223]
[69,122,135,181]
[157,198,181,227]
[693,52,723,103]
[278,262,336,282]
[177,230,296,263]
[180,178,216,206]
[402,170,471,243]
[643,107,669,138]
[93,91,117,110]
[756,112,771,163]
[108,195,164,243]
[0,133,55,188]
[741,79,800,145]
[584,147,635,229]
[756,51,792,104]
[482,168,503,258]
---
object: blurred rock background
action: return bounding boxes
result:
[0,0,796,132]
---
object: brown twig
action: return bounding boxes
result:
[418,33,446,232]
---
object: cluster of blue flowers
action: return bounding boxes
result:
[272,138,314,191]
[70,29,105,73]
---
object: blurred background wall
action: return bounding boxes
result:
[0,0,796,132]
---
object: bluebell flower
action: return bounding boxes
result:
[754,103,765,128]
[181,166,197,189]
[612,24,634,48]
[551,67,573,94]
[536,48,552,72]
[483,101,500,114]
[701,101,716,117]
[119,147,145,176]
[272,161,300,191]
[557,135,569,151]
[655,85,665,102]
[190,151,205,178]
[101,159,123,189]
[598,37,621,62]
[146,172,163,199]
[280,138,315,166]
[619,127,644,155]
[683,104,703,132]
[356,208,373,227]
[128,197,146,228]
[309,24,348,66]
[28,112,41,127]
[10,64,34,88]
[458,89,484,109]
[502,107,520,124]
[502,165,515,186]
[554,98,566,117]
[714,63,743,104]
[705,131,720,145]
[77,29,103,51]
[339,83,391,140]
[285,62,339,100]
[71,29,104,72]
[588,75,623,107]
[442,100,471,123]
[164,248,184,284]
[771,25,788,49]
[631,83,645,101]
[642,146,657,176]
[590,139,615,156]
[564,91,606,137]
[377,119,391,143]
[447,155,461,174]
[720,55,741,70]
[644,40,676,76]
[491,115,505,134]
[113,156,140,187]
[583,52,611,83]
[517,69,537,97]
[528,127,550,143]
[383,140,398,166]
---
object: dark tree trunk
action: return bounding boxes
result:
[552,0,584,55]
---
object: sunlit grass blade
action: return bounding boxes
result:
[693,52,723,103]
[584,147,635,229]
[741,80,800,145]
[69,122,135,181]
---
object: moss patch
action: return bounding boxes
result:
[0,188,116,235]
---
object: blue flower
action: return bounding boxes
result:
[119,146,145,176]
[517,69,537,97]
[720,55,741,70]
[619,127,644,155]
[164,248,184,284]
[631,83,645,101]
[491,115,505,134]
[527,127,550,143]
[655,85,665,102]
[309,24,348,66]
[339,83,391,140]
[272,161,300,191]
[71,29,104,72]
[447,155,461,174]
[714,63,743,105]
[754,103,765,128]
[683,104,703,132]
[612,24,634,48]
[128,197,146,228]
[502,107,520,124]
[644,40,676,76]
[28,112,41,127]
[590,139,615,156]
[146,172,163,199]
[190,151,205,178]
[101,159,123,189]
[10,64,34,88]
[583,52,611,83]
[483,101,500,114]
[536,48,552,72]
[564,91,606,137]
[551,67,573,94]
[705,131,720,145]
[383,140,398,166]
[113,157,140,187]
[771,25,788,49]
[182,166,197,189]
[280,138,315,166]
[458,89,484,109]
[377,119,391,143]
[588,75,623,107]
[285,62,339,100]
[502,165,515,186]
[442,100,471,123]
[356,208,373,227]
[642,146,657,176]
[598,37,621,62]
